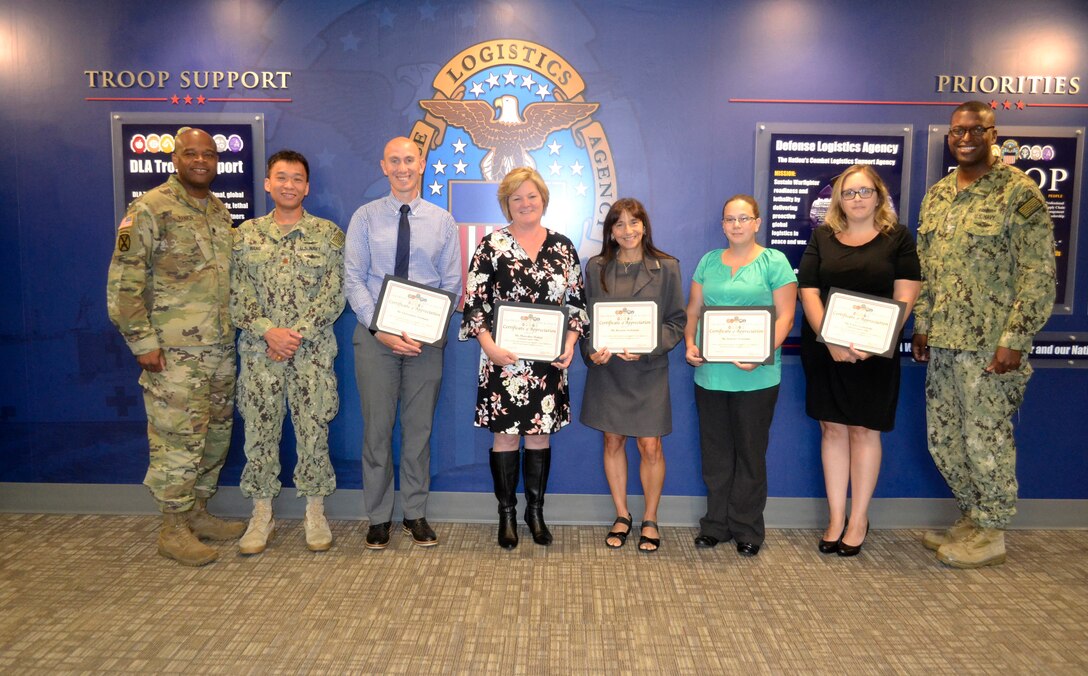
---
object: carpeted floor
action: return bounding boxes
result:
[0,514,1085,674]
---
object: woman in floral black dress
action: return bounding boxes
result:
[460,167,588,549]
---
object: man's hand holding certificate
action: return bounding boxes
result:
[370,275,457,347]
[817,288,907,358]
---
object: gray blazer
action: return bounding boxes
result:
[580,255,687,369]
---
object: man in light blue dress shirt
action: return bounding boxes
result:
[344,136,461,548]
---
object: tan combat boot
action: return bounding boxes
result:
[922,514,974,551]
[305,496,333,552]
[189,497,246,540]
[239,498,275,555]
[937,527,1006,568]
[158,512,217,566]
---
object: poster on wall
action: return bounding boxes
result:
[110,113,267,227]
[754,123,913,272]
[925,125,1082,314]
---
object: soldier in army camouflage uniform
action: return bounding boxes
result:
[912,101,1056,568]
[231,150,345,555]
[107,127,246,567]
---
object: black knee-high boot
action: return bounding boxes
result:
[523,447,553,545]
[489,450,519,549]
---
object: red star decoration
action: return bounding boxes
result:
[184,94,193,105]
[989,100,999,109]
[1016,100,1025,110]
[1002,99,1012,110]
[197,95,206,105]
[171,95,179,105]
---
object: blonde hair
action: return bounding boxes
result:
[823,164,897,235]
[497,167,550,222]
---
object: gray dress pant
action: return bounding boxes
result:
[353,324,444,522]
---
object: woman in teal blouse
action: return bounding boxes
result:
[684,195,797,556]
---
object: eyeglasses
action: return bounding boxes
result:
[948,125,995,139]
[841,187,876,200]
[722,216,757,225]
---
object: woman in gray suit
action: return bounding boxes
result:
[580,198,686,552]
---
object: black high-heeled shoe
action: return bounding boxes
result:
[837,521,870,557]
[818,519,847,554]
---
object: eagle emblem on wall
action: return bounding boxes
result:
[419,96,598,181]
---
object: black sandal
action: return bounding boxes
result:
[639,520,661,553]
[605,514,633,549]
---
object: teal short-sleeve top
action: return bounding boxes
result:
[692,247,797,392]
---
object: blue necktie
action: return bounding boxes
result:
[395,204,410,277]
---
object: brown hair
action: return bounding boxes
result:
[597,197,674,292]
[722,194,760,219]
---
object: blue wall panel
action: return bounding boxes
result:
[1,0,1085,499]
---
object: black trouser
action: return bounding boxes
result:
[695,384,780,545]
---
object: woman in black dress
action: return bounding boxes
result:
[798,165,920,556]
[460,167,588,549]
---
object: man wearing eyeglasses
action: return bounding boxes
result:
[912,101,1055,568]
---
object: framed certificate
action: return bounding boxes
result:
[493,301,570,362]
[370,275,457,347]
[589,299,658,354]
[817,288,907,358]
[700,306,776,364]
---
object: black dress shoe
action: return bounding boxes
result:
[736,542,760,556]
[838,521,870,557]
[365,521,391,550]
[402,517,438,547]
[819,520,848,554]
[693,534,720,549]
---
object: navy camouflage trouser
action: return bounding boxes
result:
[925,347,1030,529]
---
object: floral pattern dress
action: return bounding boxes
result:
[459,227,588,434]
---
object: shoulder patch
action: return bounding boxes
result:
[232,226,244,249]
[1017,196,1043,219]
[117,215,133,231]
[116,232,131,252]
[330,229,345,249]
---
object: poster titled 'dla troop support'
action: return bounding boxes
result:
[109,113,267,227]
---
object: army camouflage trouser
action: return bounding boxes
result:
[925,347,1031,529]
[237,341,338,499]
[139,344,236,513]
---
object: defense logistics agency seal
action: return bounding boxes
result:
[409,39,618,277]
